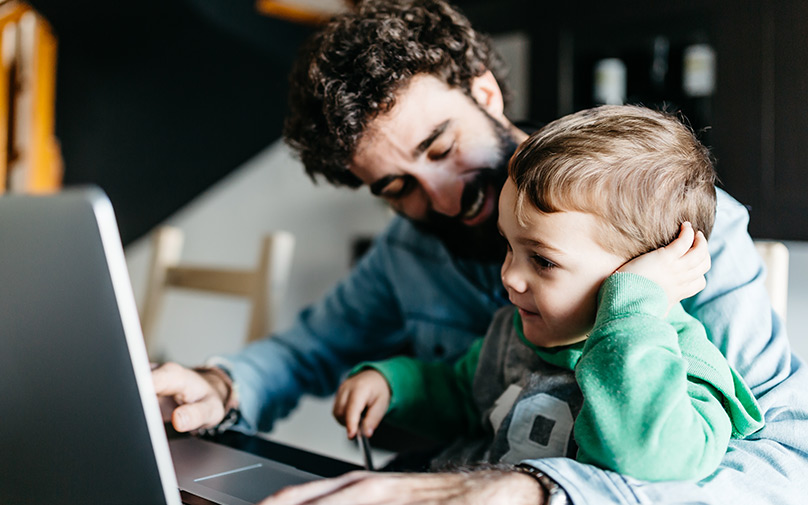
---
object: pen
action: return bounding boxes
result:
[358,425,375,471]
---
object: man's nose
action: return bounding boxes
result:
[415,171,463,217]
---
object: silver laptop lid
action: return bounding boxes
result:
[0,187,181,505]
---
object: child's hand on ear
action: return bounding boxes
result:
[332,369,391,440]
[618,222,711,307]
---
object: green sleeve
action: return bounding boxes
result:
[352,338,484,443]
[574,272,733,482]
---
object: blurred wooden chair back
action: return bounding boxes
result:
[0,1,61,194]
[139,226,295,356]
[753,240,789,324]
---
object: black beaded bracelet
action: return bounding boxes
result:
[193,365,242,434]
[513,463,569,505]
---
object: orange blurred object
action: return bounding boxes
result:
[0,1,61,195]
[255,0,352,25]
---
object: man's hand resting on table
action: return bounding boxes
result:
[151,362,231,432]
[258,468,544,505]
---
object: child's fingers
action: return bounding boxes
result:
[685,274,707,298]
[332,382,351,425]
[694,232,711,273]
[344,389,370,440]
[333,399,347,427]
[692,229,706,248]
[664,222,696,259]
[688,229,708,255]
[362,398,388,438]
[681,231,711,271]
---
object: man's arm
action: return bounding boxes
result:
[213,228,410,433]
[153,220,410,433]
[260,469,545,505]
[258,349,806,505]
[215,215,502,433]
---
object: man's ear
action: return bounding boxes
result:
[470,70,505,118]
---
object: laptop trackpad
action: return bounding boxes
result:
[171,437,320,505]
[195,462,315,504]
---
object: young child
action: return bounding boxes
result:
[333,105,764,481]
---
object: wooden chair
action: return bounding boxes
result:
[0,2,61,195]
[753,240,789,324]
[139,226,295,356]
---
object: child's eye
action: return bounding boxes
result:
[531,255,556,270]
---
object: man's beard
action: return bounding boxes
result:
[410,113,519,262]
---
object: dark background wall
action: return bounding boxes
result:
[24,0,808,244]
[467,0,808,241]
[27,0,312,245]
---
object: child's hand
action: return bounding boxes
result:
[332,369,391,439]
[617,222,711,307]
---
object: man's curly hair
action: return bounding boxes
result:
[283,0,508,187]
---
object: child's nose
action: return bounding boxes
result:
[501,263,528,294]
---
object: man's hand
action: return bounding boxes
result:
[618,222,711,307]
[258,469,544,505]
[332,369,390,439]
[151,362,230,432]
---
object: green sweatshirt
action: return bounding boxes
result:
[357,273,764,481]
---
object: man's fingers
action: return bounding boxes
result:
[151,362,195,398]
[158,395,180,422]
[260,471,373,505]
[172,403,201,432]
[172,397,223,432]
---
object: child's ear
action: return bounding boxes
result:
[470,70,505,119]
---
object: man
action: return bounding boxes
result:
[153,1,808,504]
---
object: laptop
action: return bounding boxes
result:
[0,187,324,504]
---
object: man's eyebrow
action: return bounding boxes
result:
[369,174,403,196]
[412,120,450,158]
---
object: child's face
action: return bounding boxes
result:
[497,178,629,348]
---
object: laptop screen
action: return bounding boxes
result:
[0,188,181,505]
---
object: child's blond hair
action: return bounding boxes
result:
[508,105,716,258]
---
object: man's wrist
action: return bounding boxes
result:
[193,365,241,431]
[513,463,569,505]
